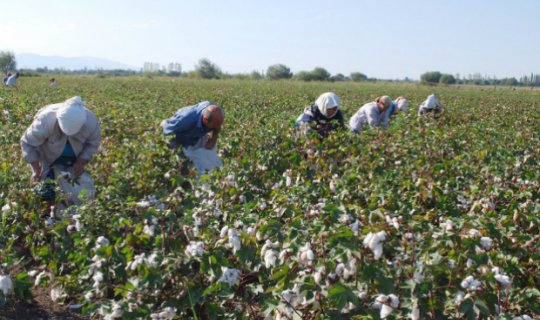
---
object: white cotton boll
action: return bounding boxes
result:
[136,200,150,208]
[455,291,465,305]
[258,201,267,211]
[335,263,345,277]
[230,237,241,253]
[413,271,424,283]
[314,267,325,285]
[380,304,394,319]
[329,180,336,193]
[388,294,399,308]
[286,176,292,187]
[1,204,10,212]
[480,237,493,250]
[246,227,255,236]
[110,303,123,318]
[34,271,49,286]
[339,213,352,224]
[264,250,277,269]
[84,291,94,301]
[410,301,420,320]
[372,244,383,260]
[220,226,229,238]
[185,241,205,258]
[0,275,13,295]
[468,229,480,238]
[466,258,473,268]
[350,220,359,235]
[492,266,500,274]
[279,249,292,264]
[218,267,241,286]
[93,271,104,283]
[50,287,64,301]
[143,225,155,237]
[495,274,512,287]
[96,236,110,248]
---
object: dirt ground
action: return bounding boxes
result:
[1,286,88,320]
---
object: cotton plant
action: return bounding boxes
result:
[218,267,241,286]
[0,274,13,296]
[461,275,482,291]
[184,241,205,258]
[150,307,177,320]
[373,293,399,319]
[363,231,387,260]
[50,287,65,302]
[297,242,315,267]
[95,236,110,249]
[261,239,280,269]
[492,267,512,287]
[220,226,242,253]
[479,236,493,250]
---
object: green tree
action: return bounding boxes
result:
[194,58,222,79]
[350,72,368,82]
[293,71,313,81]
[310,67,331,81]
[439,74,456,84]
[420,71,442,84]
[330,73,348,82]
[0,51,16,72]
[250,70,263,80]
[266,64,292,80]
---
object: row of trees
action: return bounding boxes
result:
[4,50,539,86]
[421,71,540,87]
[186,59,376,82]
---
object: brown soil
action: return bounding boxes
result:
[1,286,89,320]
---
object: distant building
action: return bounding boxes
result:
[143,62,160,73]
[167,63,182,73]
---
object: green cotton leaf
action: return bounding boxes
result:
[474,299,492,316]
[459,299,474,314]
[524,288,540,298]
[375,275,395,294]
[13,272,32,300]
[327,283,358,310]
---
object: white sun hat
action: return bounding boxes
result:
[57,96,87,135]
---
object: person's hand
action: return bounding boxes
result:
[30,162,42,184]
[205,138,217,149]
[73,158,88,177]
[31,171,42,184]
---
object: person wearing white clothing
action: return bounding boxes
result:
[349,96,393,133]
[418,94,442,116]
[382,96,409,127]
[20,96,101,207]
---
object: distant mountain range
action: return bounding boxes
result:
[16,53,136,70]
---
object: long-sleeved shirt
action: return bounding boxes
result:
[295,104,345,136]
[161,101,214,147]
[5,75,17,86]
[349,102,387,133]
[20,103,101,170]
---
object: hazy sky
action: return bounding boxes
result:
[2,0,539,79]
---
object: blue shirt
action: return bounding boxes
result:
[162,101,214,147]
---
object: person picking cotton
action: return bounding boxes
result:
[418,94,442,116]
[295,92,345,137]
[349,95,393,133]
[161,101,224,177]
[20,96,101,208]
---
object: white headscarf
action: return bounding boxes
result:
[315,92,340,118]
[423,94,439,109]
[395,97,409,111]
[57,96,87,135]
